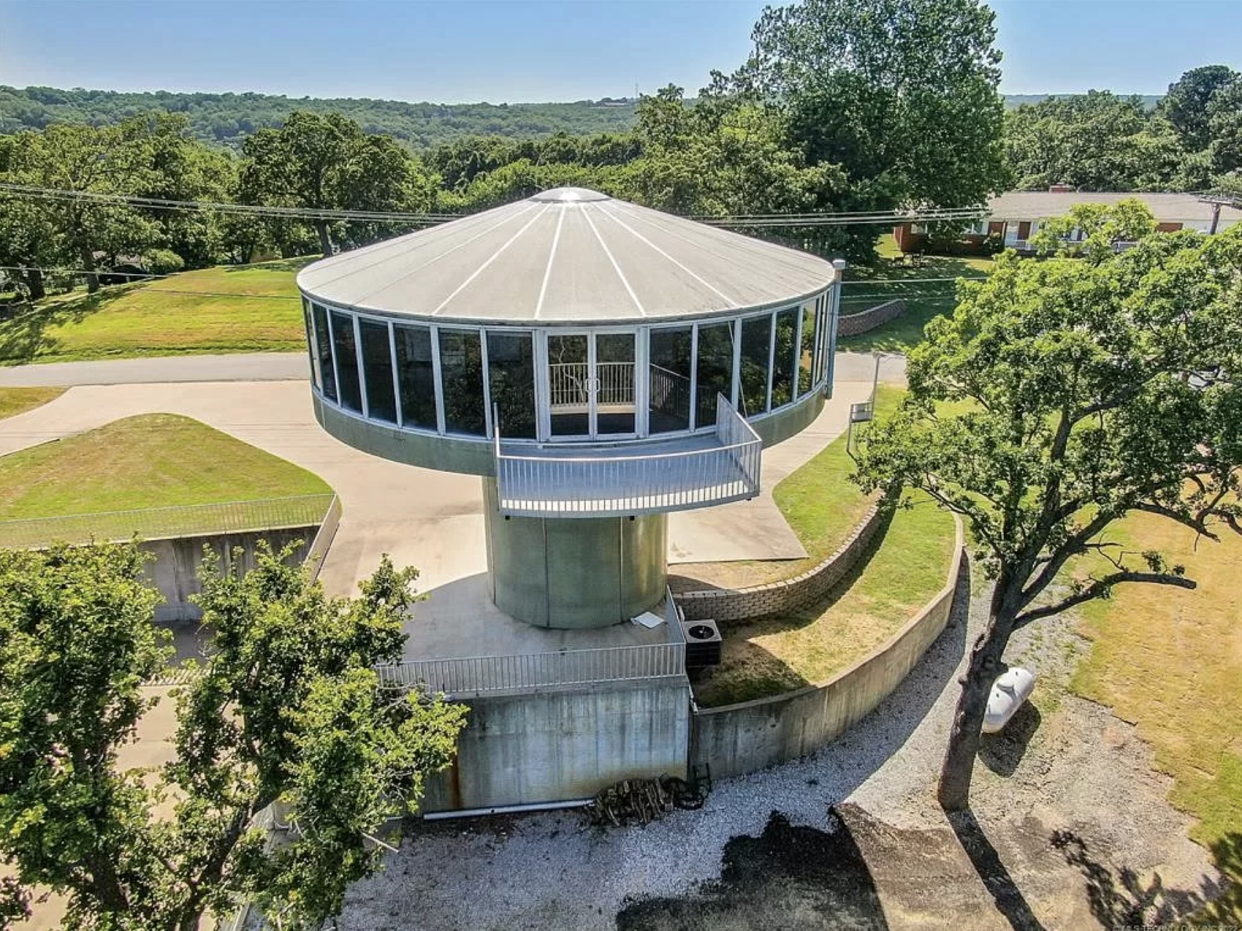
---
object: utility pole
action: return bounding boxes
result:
[1209,200,1222,236]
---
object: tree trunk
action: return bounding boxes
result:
[78,245,100,294]
[24,267,45,301]
[937,608,1015,811]
[315,220,334,258]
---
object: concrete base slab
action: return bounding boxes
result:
[408,573,669,660]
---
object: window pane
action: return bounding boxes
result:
[798,300,817,397]
[302,300,321,390]
[595,332,636,435]
[487,331,536,439]
[312,303,336,402]
[771,307,798,408]
[331,311,362,412]
[648,326,692,434]
[695,322,735,428]
[739,314,772,418]
[439,329,485,436]
[359,320,396,423]
[394,325,437,430]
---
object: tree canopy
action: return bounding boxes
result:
[854,208,1242,809]
[0,542,466,930]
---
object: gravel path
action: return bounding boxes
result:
[335,559,1221,930]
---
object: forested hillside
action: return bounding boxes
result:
[0,85,639,149]
[0,84,1157,150]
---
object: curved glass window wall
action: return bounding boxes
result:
[304,288,835,444]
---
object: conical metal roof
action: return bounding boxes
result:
[297,188,837,325]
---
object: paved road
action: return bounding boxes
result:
[0,350,905,388]
[0,352,309,387]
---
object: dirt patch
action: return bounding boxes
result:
[616,810,887,931]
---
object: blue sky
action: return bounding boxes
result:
[1,0,1240,103]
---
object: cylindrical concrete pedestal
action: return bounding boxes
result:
[483,479,667,629]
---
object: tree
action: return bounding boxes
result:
[1159,64,1241,153]
[238,111,431,257]
[854,209,1242,811]
[0,542,467,930]
[738,0,1010,229]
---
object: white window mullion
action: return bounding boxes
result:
[430,325,446,435]
[765,310,776,413]
[326,309,341,408]
[730,316,742,410]
[388,320,403,428]
[480,328,493,439]
[354,315,369,419]
[688,324,699,432]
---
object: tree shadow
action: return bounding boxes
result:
[978,701,1042,777]
[616,807,890,930]
[221,257,316,274]
[950,810,1048,931]
[0,287,133,363]
[1203,832,1242,920]
[1051,829,1224,927]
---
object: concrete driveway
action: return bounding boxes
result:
[0,376,880,606]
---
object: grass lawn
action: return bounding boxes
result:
[672,385,904,590]
[0,386,66,420]
[694,493,957,707]
[691,385,958,707]
[836,234,994,354]
[0,414,331,544]
[1070,512,1242,921]
[0,259,310,365]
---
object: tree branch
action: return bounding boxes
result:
[1014,571,1197,629]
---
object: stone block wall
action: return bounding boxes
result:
[677,500,887,625]
[836,299,906,337]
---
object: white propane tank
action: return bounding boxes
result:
[982,667,1036,734]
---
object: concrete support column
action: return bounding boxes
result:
[482,479,667,629]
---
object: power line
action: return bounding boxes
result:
[0,181,988,228]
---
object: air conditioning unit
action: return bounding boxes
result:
[680,618,722,668]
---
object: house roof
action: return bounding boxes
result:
[297,188,838,326]
[987,191,1242,225]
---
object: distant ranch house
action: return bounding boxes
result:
[895,188,1242,254]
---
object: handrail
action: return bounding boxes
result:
[0,494,337,550]
[376,640,687,697]
[493,393,762,518]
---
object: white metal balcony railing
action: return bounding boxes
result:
[494,393,762,518]
[376,641,686,698]
[376,589,688,698]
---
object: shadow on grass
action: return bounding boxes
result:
[616,808,890,931]
[221,257,317,274]
[1051,829,1226,927]
[0,287,134,363]
[978,701,1042,777]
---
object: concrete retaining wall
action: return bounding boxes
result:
[690,516,963,779]
[144,528,317,622]
[837,299,906,337]
[677,501,886,624]
[421,679,692,811]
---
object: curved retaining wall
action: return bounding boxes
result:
[690,515,963,779]
[836,299,906,337]
[678,500,887,624]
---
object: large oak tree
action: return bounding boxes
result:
[855,206,1242,810]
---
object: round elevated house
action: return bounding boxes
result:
[297,187,844,629]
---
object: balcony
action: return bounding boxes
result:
[494,393,762,518]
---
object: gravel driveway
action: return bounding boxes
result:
[334,561,1221,931]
